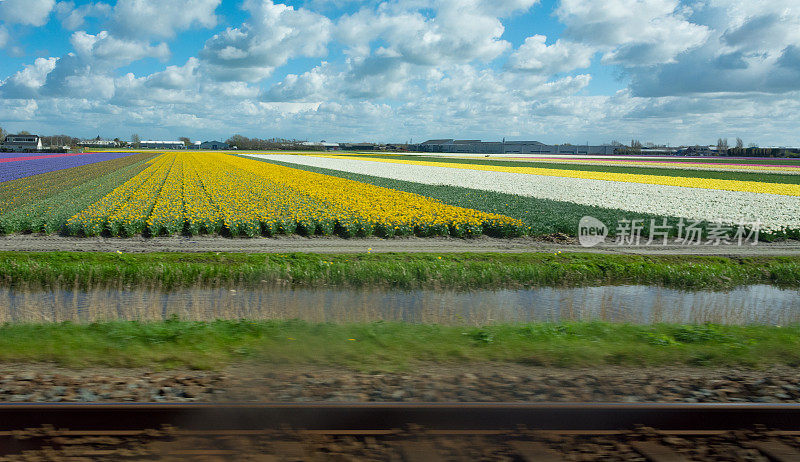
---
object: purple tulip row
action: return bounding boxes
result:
[0,152,137,183]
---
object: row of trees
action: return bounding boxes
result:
[41,135,82,147]
[224,134,325,151]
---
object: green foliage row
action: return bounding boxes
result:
[0,319,797,370]
[2,252,799,290]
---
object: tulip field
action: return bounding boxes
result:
[246,152,800,239]
[0,150,798,239]
[0,152,524,237]
[0,151,138,183]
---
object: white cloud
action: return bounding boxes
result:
[0,99,38,121]
[626,1,800,96]
[477,0,539,16]
[70,31,169,68]
[337,0,515,66]
[508,35,594,74]
[0,57,58,98]
[200,0,332,82]
[146,58,199,90]
[0,30,169,102]
[112,0,220,39]
[203,81,260,99]
[33,53,115,99]
[55,2,111,30]
[556,0,709,66]
[0,0,56,26]
[262,62,332,102]
[3,0,800,146]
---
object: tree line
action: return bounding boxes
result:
[224,134,325,151]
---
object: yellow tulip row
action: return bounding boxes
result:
[66,152,525,237]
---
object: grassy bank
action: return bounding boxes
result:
[2,251,800,290]
[0,320,798,370]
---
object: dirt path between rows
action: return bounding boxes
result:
[2,234,799,256]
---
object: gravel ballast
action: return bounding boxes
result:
[0,364,796,404]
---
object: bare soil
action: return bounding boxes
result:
[2,429,793,461]
[1,234,799,256]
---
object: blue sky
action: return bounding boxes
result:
[0,0,799,145]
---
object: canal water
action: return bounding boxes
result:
[0,285,797,325]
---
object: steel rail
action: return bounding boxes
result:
[0,403,797,433]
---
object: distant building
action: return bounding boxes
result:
[79,139,119,148]
[417,139,454,152]
[675,146,716,156]
[199,140,230,150]
[639,147,678,155]
[1,134,43,152]
[139,140,185,149]
[414,139,617,155]
[339,143,377,151]
[301,141,339,151]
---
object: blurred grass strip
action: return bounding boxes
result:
[0,320,797,370]
[1,251,799,290]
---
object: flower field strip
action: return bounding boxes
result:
[66,155,176,236]
[330,154,800,186]
[492,157,800,175]
[198,155,346,237]
[221,154,525,237]
[182,159,225,235]
[0,154,158,234]
[247,154,800,236]
[507,156,800,169]
[147,158,186,236]
[424,153,800,166]
[0,152,99,163]
[314,154,800,196]
[0,152,71,160]
[244,156,722,239]
[65,153,524,237]
[0,153,156,215]
[0,151,138,183]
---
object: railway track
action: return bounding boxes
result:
[1,403,799,461]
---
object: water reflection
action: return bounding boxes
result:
[0,285,797,325]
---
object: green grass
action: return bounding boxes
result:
[349,154,800,184]
[2,252,799,290]
[252,157,794,239]
[0,319,797,370]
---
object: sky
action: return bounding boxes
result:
[0,0,798,145]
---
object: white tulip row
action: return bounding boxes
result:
[409,154,800,175]
[245,154,800,233]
